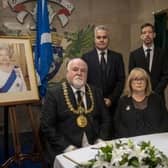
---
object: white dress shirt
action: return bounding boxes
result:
[96,49,108,63]
[64,85,90,153]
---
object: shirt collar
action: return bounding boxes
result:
[96,49,108,55]
[143,44,154,51]
[71,85,85,94]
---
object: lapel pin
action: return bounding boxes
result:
[126,105,130,111]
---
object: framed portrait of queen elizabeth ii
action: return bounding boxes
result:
[0,37,39,105]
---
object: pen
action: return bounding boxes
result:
[63,154,82,166]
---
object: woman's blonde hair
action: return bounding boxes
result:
[124,67,152,97]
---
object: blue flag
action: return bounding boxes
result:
[35,0,53,97]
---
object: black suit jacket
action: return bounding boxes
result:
[82,48,125,109]
[114,93,168,138]
[40,82,111,164]
[129,47,168,96]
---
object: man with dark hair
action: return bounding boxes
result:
[129,22,168,102]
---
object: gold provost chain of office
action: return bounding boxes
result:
[62,82,95,114]
[62,82,95,128]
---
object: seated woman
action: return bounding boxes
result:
[114,67,168,138]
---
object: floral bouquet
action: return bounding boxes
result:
[76,139,168,168]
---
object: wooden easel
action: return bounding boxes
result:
[1,104,47,168]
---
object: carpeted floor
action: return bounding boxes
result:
[0,132,43,168]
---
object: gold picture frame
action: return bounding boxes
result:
[0,37,39,105]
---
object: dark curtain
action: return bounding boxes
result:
[154,12,168,48]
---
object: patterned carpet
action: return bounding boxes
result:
[0,132,43,168]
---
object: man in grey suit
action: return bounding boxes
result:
[82,25,125,137]
[40,58,111,167]
[129,23,168,102]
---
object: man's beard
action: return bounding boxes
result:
[72,77,85,89]
[144,38,152,45]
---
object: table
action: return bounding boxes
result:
[54,132,168,168]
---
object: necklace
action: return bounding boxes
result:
[62,82,95,128]
[62,82,94,114]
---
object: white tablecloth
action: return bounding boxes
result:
[54,132,168,168]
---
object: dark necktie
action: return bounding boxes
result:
[100,51,106,72]
[76,90,84,108]
[100,52,107,94]
[146,49,151,71]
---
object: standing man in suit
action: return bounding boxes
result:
[40,58,111,167]
[82,25,125,137]
[129,22,168,102]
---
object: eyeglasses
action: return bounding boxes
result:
[131,77,146,82]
